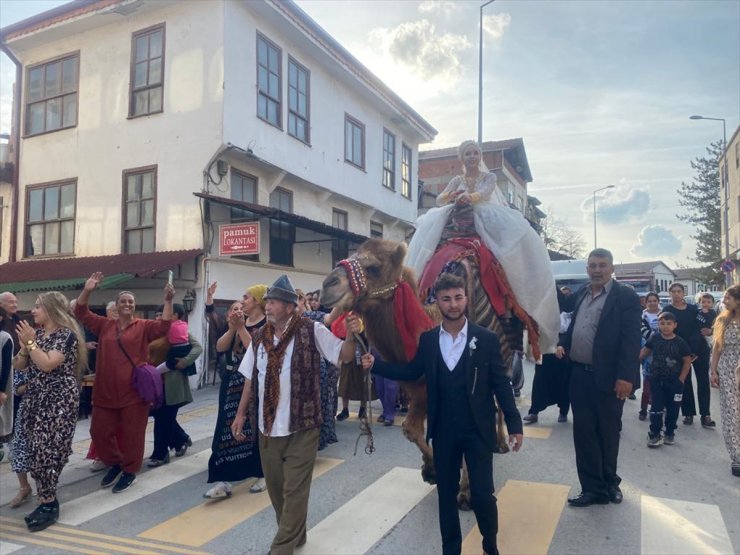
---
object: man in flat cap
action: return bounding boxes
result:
[232,274,362,554]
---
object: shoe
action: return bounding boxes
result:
[523,414,538,424]
[25,500,58,532]
[357,407,367,419]
[663,434,675,445]
[638,410,647,421]
[376,415,385,423]
[147,454,170,467]
[683,415,694,425]
[558,413,568,423]
[336,409,349,421]
[384,419,394,427]
[701,416,716,428]
[567,492,609,507]
[514,389,521,398]
[112,472,136,493]
[10,486,32,508]
[101,465,122,488]
[628,393,636,400]
[175,443,189,457]
[732,464,740,477]
[607,485,623,504]
[89,459,106,472]
[250,477,266,493]
[647,433,663,448]
[204,481,232,499]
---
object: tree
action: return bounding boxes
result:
[677,141,723,287]
[541,207,586,259]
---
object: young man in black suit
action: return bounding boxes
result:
[559,248,641,507]
[361,273,523,555]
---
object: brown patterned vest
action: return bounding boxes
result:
[249,317,323,434]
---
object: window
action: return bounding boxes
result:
[123,167,156,254]
[257,34,281,127]
[401,143,412,199]
[269,188,293,266]
[130,24,165,117]
[332,209,349,266]
[382,129,395,189]
[344,114,365,169]
[288,58,310,143]
[230,170,257,222]
[25,180,76,256]
[25,53,79,136]
[370,221,383,239]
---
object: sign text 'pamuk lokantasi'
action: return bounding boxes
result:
[219,222,260,256]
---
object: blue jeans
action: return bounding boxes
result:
[648,376,683,436]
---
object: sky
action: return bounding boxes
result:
[1,0,739,268]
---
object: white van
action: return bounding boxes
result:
[550,259,589,295]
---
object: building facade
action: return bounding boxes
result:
[0,0,436,382]
[719,125,740,285]
[613,260,676,295]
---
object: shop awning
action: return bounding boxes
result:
[0,249,202,293]
[195,192,369,244]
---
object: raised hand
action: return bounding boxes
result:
[207,282,218,298]
[84,272,104,291]
[228,310,245,330]
[16,320,36,345]
[164,282,175,301]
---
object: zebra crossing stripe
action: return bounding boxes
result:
[0,532,104,555]
[0,516,207,555]
[58,449,213,526]
[462,480,569,555]
[139,456,343,547]
[641,495,734,555]
[296,466,436,555]
[0,539,25,554]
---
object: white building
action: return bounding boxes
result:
[0,0,436,382]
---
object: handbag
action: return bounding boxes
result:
[117,335,164,409]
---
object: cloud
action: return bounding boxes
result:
[630,225,682,257]
[482,13,511,39]
[369,20,471,82]
[417,1,459,16]
[581,187,651,225]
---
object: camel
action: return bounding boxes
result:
[321,238,515,507]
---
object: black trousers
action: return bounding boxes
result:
[569,366,624,498]
[433,428,499,555]
[681,350,711,417]
[151,404,187,459]
[530,354,571,416]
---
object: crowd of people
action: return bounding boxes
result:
[0,139,736,554]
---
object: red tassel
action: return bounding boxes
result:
[393,281,434,361]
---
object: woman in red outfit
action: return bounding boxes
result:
[74,272,174,493]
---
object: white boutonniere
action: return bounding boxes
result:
[468,336,478,355]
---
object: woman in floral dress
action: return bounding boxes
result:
[14,291,87,531]
[710,284,740,477]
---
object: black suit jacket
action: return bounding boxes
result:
[371,322,523,451]
[562,280,641,393]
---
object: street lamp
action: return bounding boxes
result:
[182,289,196,314]
[478,0,495,145]
[690,114,729,284]
[593,185,615,249]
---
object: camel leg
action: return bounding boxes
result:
[400,381,436,484]
[457,457,472,511]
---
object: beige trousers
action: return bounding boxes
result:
[259,428,319,555]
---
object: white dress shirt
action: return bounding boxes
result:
[238,320,344,437]
[439,319,469,371]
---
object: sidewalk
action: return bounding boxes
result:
[0,384,221,507]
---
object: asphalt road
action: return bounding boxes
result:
[0,358,738,555]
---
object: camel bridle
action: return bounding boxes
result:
[337,254,401,301]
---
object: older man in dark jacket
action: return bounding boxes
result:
[559,248,641,507]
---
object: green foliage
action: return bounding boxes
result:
[677,141,723,287]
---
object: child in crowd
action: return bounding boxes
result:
[640,311,693,448]
[639,292,661,420]
[155,304,191,375]
[697,292,717,349]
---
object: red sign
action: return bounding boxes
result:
[219,222,260,256]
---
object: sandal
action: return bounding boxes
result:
[10,487,33,508]
[250,478,266,493]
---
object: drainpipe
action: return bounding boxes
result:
[0,41,22,262]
